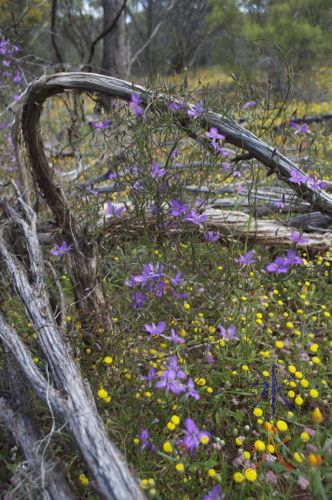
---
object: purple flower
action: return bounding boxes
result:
[289,169,308,185]
[107,171,118,180]
[205,127,225,142]
[289,232,308,244]
[307,174,327,190]
[179,418,210,452]
[221,162,232,172]
[91,119,111,130]
[132,291,147,309]
[156,356,187,395]
[204,231,220,242]
[129,93,143,117]
[187,103,203,119]
[242,100,257,109]
[202,484,222,500]
[266,256,289,274]
[151,162,166,178]
[13,70,22,84]
[170,271,183,286]
[185,378,200,400]
[284,249,303,266]
[139,427,156,452]
[144,321,166,337]
[289,121,309,134]
[185,209,206,227]
[236,250,255,266]
[170,328,185,344]
[141,368,157,386]
[126,262,165,287]
[170,199,189,217]
[264,471,278,485]
[50,241,72,258]
[107,202,124,217]
[297,476,309,490]
[218,324,238,341]
[168,100,184,111]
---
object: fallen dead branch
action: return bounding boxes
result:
[0,194,144,500]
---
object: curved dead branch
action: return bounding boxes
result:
[21,72,332,222]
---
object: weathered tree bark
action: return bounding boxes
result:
[0,351,75,499]
[102,0,127,78]
[0,195,145,500]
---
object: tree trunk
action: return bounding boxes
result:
[102,0,127,78]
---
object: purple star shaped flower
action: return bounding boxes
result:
[187,103,203,119]
[185,209,206,227]
[129,93,143,117]
[179,418,210,452]
[151,162,166,178]
[204,231,220,242]
[218,324,238,341]
[236,250,255,266]
[202,484,223,500]
[50,241,72,258]
[144,321,166,337]
[139,427,156,451]
[289,121,309,134]
[170,199,189,217]
[205,127,225,142]
[289,232,308,244]
[289,169,309,185]
[266,256,289,274]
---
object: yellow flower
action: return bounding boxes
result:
[310,343,319,353]
[294,452,303,463]
[245,469,257,482]
[235,437,243,446]
[175,463,184,473]
[184,303,191,310]
[288,365,296,373]
[286,322,294,329]
[200,435,209,445]
[79,473,89,486]
[295,396,304,406]
[275,341,284,349]
[171,415,180,425]
[311,407,324,424]
[243,451,251,459]
[233,472,244,483]
[276,420,288,432]
[163,441,173,453]
[310,389,319,398]
[254,440,265,452]
[208,469,216,477]
[97,388,108,399]
[242,365,249,372]
[167,422,176,431]
[301,379,309,388]
[300,432,310,443]
[312,356,320,364]
[103,356,113,364]
[253,408,263,417]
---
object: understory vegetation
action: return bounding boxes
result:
[0,36,332,500]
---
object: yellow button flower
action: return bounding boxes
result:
[163,441,173,453]
[276,420,288,432]
[245,468,257,482]
[233,472,244,483]
[311,408,324,424]
[254,440,265,452]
